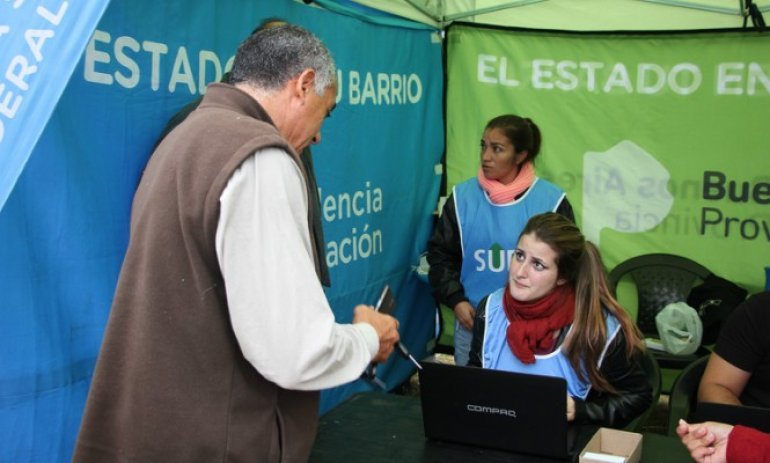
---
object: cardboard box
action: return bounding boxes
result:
[579,428,643,463]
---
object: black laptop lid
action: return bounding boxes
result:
[691,402,770,433]
[418,360,570,459]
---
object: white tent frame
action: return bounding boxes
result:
[345,0,769,30]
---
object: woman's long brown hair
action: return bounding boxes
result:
[519,213,644,393]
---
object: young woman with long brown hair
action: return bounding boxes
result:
[469,212,651,427]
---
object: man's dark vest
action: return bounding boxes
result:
[74,84,319,462]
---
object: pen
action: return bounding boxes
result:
[396,341,422,370]
[373,285,421,370]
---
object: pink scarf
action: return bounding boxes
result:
[477,161,536,204]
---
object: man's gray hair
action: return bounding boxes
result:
[230,24,336,95]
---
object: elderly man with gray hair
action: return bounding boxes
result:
[73,24,400,463]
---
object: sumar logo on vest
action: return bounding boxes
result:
[473,243,516,272]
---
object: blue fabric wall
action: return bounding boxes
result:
[0,1,443,460]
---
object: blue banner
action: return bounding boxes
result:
[0,0,443,460]
[0,0,110,213]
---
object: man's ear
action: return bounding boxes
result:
[295,68,316,98]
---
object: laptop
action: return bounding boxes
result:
[691,401,770,433]
[418,360,574,459]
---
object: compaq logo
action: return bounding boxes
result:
[466,403,517,418]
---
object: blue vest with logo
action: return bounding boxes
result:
[455,177,565,308]
[481,288,621,400]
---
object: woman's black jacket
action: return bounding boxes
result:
[469,297,653,429]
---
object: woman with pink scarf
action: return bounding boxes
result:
[427,115,574,366]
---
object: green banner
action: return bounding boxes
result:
[447,25,770,294]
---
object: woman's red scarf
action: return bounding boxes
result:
[502,284,576,364]
[477,161,535,204]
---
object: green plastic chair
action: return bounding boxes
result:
[608,253,712,377]
[666,355,710,436]
[625,348,662,432]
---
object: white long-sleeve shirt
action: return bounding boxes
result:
[215,147,378,391]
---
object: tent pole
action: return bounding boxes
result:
[443,0,547,23]
[637,0,744,16]
[404,0,441,22]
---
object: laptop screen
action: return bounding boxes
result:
[418,360,572,459]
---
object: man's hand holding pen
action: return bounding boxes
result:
[353,305,400,363]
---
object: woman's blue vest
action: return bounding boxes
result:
[481,288,621,400]
[454,177,565,309]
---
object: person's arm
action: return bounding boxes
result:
[573,331,652,428]
[427,195,466,308]
[468,295,490,367]
[677,420,731,463]
[555,196,575,223]
[216,148,395,391]
[698,353,751,405]
[700,294,766,405]
[678,420,770,463]
[426,195,475,329]
[727,424,770,463]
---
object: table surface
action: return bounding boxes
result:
[310,392,693,463]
